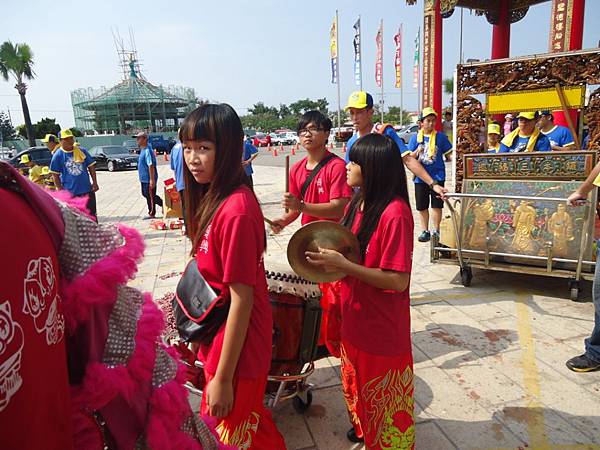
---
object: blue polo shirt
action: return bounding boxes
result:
[169,142,185,192]
[243,141,259,176]
[542,125,574,148]
[49,147,95,195]
[499,134,551,153]
[138,145,158,183]
[407,131,453,183]
[345,125,409,163]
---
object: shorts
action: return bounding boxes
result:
[415,181,444,211]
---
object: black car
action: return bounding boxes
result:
[8,146,53,170]
[89,145,138,172]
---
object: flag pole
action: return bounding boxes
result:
[358,15,363,91]
[380,19,384,123]
[400,24,404,126]
[336,9,341,136]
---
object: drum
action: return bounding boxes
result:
[266,264,322,380]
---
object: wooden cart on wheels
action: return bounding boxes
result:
[432,151,597,300]
[431,49,600,300]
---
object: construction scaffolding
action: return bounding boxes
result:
[71,61,197,134]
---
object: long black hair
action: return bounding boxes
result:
[340,133,410,258]
[179,104,253,253]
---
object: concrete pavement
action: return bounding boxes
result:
[94,157,600,450]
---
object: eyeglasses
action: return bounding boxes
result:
[298,127,323,135]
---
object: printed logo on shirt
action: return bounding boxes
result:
[198,224,212,254]
[22,257,65,346]
[418,142,436,165]
[316,177,324,195]
[0,301,24,412]
[65,157,84,176]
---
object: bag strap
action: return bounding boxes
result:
[300,153,337,200]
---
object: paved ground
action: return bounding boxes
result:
[95,151,600,450]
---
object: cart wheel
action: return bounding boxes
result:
[569,280,580,302]
[460,266,473,287]
[292,390,313,414]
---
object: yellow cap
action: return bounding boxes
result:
[59,128,74,139]
[41,166,50,175]
[517,111,536,120]
[41,134,58,143]
[20,154,30,164]
[488,124,501,135]
[344,91,374,110]
[421,107,438,118]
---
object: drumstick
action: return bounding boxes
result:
[285,155,290,214]
[263,216,277,227]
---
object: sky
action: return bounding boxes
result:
[1,0,599,129]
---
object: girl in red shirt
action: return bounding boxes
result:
[306,133,415,450]
[180,104,286,449]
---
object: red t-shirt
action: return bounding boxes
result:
[195,186,272,378]
[0,190,73,450]
[289,151,353,225]
[340,198,414,356]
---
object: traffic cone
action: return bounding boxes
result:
[342,143,346,153]
[273,146,278,156]
[164,151,169,161]
[291,145,296,156]
[279,142,284,153]
[267,143,271,154]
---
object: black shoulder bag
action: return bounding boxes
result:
[172,259,230,343]
[300,153,337,199]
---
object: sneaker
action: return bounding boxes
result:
[418,230,431,242]
[346,428,364,443]
[431,230,440,241]
[566,354,600,372]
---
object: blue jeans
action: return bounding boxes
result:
[584,245,600,362]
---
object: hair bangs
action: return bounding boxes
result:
[179,106,217,144]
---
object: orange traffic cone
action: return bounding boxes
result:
[267,143,271,153]
[279,142,284,153]
[342,143,346,153]
[164,151,169,161]
[291,145,296,156]
[273,146,278,157]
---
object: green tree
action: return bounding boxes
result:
[0,41,36,146]
[33,117,60,138]
[0,111,16,142]
[16,123,27,139]
[443,78,453,96]
[384,106,412,125]
[71,127,83,137]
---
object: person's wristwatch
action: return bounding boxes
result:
[428,180,439,188]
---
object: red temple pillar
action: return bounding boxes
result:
[422,0,443,130]
[549,0,585,133]
[491,0,511,59]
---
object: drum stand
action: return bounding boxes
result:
[183,360,316,414]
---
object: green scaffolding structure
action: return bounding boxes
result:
[71,62,197,134]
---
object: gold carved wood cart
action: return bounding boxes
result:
[432,151,597,300]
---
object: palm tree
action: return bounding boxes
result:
[0,41,36,146]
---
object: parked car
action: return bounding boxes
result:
[282,131,299,144]
[252,133,270,147]
[89,145,139,172]
[8,146,53,171]
[269,133,292,146]
[397,124,420,144]
[148,135,170,154]
[123,139,139,154]
[0,147,15,160]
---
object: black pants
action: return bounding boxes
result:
[141,182,163,216]
[415,181,445,211]
[75,191,97,222]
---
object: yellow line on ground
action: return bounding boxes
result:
[515,292,550,449]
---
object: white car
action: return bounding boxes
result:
[282,132,299,145]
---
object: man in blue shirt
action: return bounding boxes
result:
[170,140,186,228]
[50,128,99,221]
[243,136,259,188]
[344,92,446,216]
[499,111,551,153]
[135,132,163,219]
[538,110,576,151]
[408,107,453,242]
